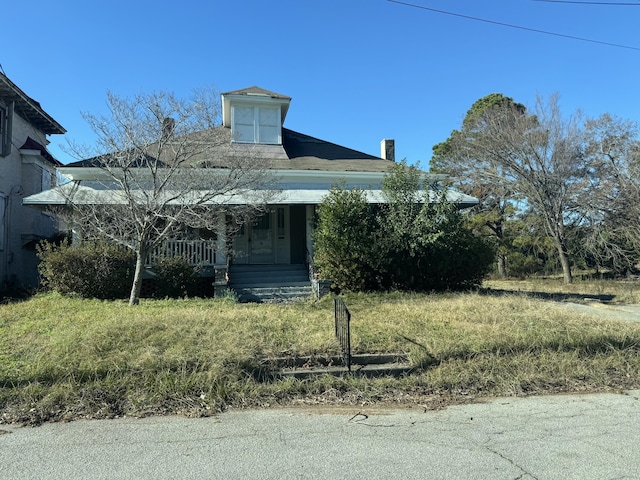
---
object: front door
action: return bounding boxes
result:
[232,209,291,264]
[248,214,274,264]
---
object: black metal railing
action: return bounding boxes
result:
[334,297,352,371]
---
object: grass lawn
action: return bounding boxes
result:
[2,280,640,425]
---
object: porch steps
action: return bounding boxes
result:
[228,264,311,303]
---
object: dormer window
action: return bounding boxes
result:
[232,105,281,144]
[221,87,291,146]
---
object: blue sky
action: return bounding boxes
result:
[4,0,639,169]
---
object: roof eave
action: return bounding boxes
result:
[0,74,66,135]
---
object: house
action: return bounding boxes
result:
[0,72,65,292]
[23,86,476,300]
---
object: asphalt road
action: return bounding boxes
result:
[2,391,640,479]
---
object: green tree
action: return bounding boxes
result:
[313,166,495,292]
[431,93,526,277]
[437,95,593,283]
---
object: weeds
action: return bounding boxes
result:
[2,284,640,425]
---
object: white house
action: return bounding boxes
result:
[24,86,476,300]
[0,73,65,292]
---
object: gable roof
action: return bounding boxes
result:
[221,86,291,127]
[222,86,291,100]
[0,73,65,135]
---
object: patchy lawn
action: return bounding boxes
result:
[2,287,640,425]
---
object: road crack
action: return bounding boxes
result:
[485,445,539,480]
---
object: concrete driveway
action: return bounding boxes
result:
[2,390,640,479]
[559,301,640,323]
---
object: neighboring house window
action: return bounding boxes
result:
[232,105,281,144]
[0,102,13,157]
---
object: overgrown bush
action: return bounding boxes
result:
[37,240,134,299]
[153,257,199,298]
[313,162,495,292]
[312,184,380,291]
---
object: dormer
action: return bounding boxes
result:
[222,87,291,145]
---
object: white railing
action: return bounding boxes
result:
[146,239,220,267]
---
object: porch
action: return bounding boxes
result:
[142,204,317,301]
[144,241,322,302]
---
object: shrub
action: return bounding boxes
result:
[37,240,134,299]
[313,162,496,293]
[153,257,199,298]
[313,184,380,292]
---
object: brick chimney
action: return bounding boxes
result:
[381,139,395,162]
[162,117,176,139]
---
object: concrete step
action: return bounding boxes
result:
[229,264,310,290]
[255,354,413,379]
[228,264,311,302]
[234,286,312,303]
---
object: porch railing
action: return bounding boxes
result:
[146,239,219,267]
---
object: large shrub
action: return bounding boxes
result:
[313,163,495,292]
[37,240,134,299]
[312,184,380,292]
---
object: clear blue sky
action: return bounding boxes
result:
[4,0,638,169]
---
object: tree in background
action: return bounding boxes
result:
[438,94,593,284]
[580,114,640,274]
[58,89,276,305]
[431,93,526,277]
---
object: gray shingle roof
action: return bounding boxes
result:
[66,127,395,173]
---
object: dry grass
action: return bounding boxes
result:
[2,285,640,425]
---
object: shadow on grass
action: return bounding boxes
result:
[478,287,616,304]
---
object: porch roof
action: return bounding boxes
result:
[23,181,478,208]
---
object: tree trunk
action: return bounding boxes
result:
[129,251,146,306]
[497,253,507,277]
[555,238,573,284]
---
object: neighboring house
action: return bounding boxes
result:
[24,86,476,300]
[0,73,65,292]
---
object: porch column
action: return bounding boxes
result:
[305,205,315,259]
[215,213,227,265]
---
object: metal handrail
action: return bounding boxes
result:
[334,297,351,371]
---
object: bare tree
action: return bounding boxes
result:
[450,94,588,284]
[581,114,640,273]
[58,89,277,305]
